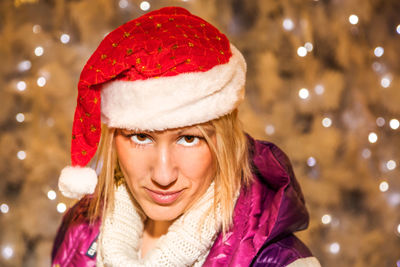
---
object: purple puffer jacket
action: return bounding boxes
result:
[51,137,314,266]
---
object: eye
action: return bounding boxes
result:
[177,135,200,147]
[131,134,152,145]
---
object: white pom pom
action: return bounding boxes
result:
[58,166,98,199]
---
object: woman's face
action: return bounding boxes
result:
[115,125,215,222]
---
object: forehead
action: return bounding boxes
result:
[122,123,215,134]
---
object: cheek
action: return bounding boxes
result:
[177,145,214,184]
[115,137,148,186]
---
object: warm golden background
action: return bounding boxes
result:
[1,0,400,266]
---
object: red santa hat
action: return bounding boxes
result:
[59,6,246,199]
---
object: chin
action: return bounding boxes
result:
[142,204,184,222]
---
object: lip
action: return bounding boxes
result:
[145,188,183,205]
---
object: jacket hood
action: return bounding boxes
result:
[249,137,309,244]
[204,136,309,266]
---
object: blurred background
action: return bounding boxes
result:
[0,0,400,266]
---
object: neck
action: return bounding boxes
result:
[145,219,173,237]
[141,219,173,258]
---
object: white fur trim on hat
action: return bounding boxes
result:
[100,44,246,131]
[58,166,98,199]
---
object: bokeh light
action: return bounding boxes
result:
[140,1,150,11]
[17,151,26,160]
[376,117,385,127]
[2,245,13,260]
[321,214,332,224]
[361,148,371,159]
[381,76,391,88]
[60,33,70,44]
[32,24,41,33]
[307,157,316,167]
[17,60,31,72]
[57,203,67,213]
[0,204,9,214]
[368,132,378,143]
[47,190,57,200]
[379,181,389,192]
[34,46,44,56]
[37,76,47,87]
[16,81,27,91]
[389,119,399,130]
[349,14,359,25]
[386,160,397,171]
[372,62,383,73]
[304,42,313,52]
[388,193,400,206]
[297,46,307,57]
[322,117,332,128]
[16,113,25,123]
[298,88,309,99]
[329,242,340,254]
[314,84,325,95]
[282,18,294,31]
[374,46,384,57]
[119,0,128,9]
[265,124,275,135]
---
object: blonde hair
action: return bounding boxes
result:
[88,109,252,233]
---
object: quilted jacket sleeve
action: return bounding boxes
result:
[251,234,320,267]
[51,197,100,267]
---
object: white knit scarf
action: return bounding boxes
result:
[96,182,221,267]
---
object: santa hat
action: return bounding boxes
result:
[59,6,247,199]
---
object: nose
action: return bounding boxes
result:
[151,145,178,187]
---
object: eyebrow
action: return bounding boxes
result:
[177,125,214,135]
[119,125,215,136]
[176,128,199,135]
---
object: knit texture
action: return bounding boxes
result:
[286,257,321,267]
[97,182,221,267]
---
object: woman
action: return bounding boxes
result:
[52,6,321,267]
